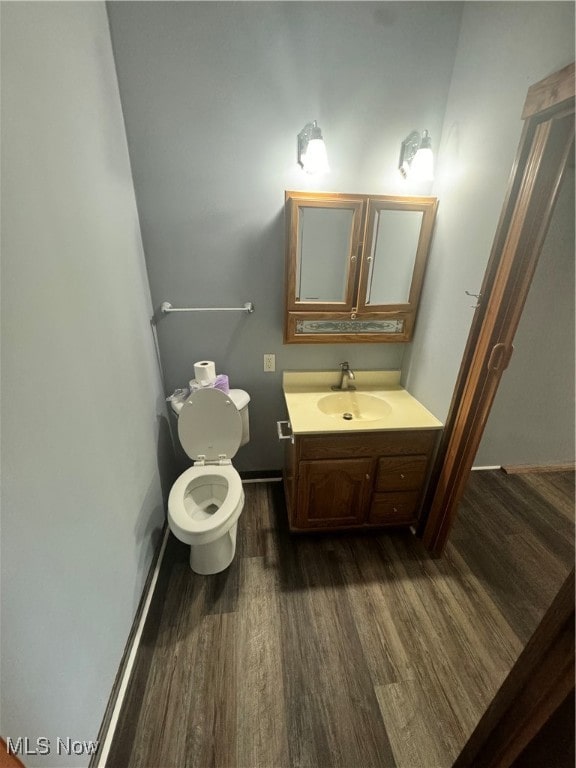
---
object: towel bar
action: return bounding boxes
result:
[160,301,255,314]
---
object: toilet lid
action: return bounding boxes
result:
[177,387,242,462]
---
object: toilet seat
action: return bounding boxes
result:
[178,387,242,463]
[168,463,244,546]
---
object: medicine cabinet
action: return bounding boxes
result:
[284,191,438,343]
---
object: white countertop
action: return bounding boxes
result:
[283,370,443,435]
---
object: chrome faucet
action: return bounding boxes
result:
[332,361,356,391]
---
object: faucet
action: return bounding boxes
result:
[332,361,356,391]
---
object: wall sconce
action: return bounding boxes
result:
[297,121,329,174]
[399,129,434,181]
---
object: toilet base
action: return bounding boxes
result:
[189,522,238,574]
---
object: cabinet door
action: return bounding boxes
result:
[357,196,438,315]
[295,458,373,529]
[285,193,364,312]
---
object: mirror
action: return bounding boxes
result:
[365,209,424,305]
[297,207,354,303]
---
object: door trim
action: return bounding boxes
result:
[421,62,575,555]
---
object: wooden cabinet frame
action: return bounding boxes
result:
[284,191,438,343]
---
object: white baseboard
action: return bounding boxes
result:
[471,465,502,471]
[95,525,170,768]
[242,476,283,484]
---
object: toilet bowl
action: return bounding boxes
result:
[167,387,250,574]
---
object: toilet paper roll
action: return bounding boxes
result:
[194,360,216,384]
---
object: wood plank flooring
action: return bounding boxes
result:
[107,470,574,768]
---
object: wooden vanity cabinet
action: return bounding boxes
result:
[283,429,438,532]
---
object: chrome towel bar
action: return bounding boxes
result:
[161,301,255,314]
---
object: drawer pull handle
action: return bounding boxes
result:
[400,473,405,479]
[393,507,398,513]
[276,420,294,444]
[366,474,370,480]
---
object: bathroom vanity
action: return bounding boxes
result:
[280,371,443,532]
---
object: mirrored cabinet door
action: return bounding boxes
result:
[365,209,423,304]
[358,197,438,313]
[286,194,364,311]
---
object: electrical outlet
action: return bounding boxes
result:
[263,353,275,372]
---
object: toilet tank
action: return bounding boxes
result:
[228,389,250,447]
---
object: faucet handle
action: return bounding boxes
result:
[339,361,350,370]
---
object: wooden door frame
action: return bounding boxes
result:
[421,62,575,556]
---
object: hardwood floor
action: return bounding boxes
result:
[107,470,574,768]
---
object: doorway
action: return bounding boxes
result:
[422,62,575,555]
[475,144,574,471]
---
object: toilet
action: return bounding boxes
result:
[167,386,250,574]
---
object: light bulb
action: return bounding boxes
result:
[302,138,330,175]
[410,146,434,182]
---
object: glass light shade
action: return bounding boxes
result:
[301,138,329,174]
[410,147,434,182]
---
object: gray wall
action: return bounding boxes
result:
[474,165,575,467]
[403,1,575,428]
[1,4,173,765]
[106,1,463,472]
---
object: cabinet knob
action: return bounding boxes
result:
[400,473,405,479]
[393,507,398,513]
[351,312,357,319]
[366,474,370,480]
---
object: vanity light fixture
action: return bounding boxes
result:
[399,129,434,181]
[297,120,330,174]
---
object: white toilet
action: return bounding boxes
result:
[167,386,250,574]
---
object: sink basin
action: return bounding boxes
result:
[317,392,392,422]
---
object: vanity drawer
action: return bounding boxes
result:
[376,455,428,492]
[298,430,436,460]
[368,491,421,525]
